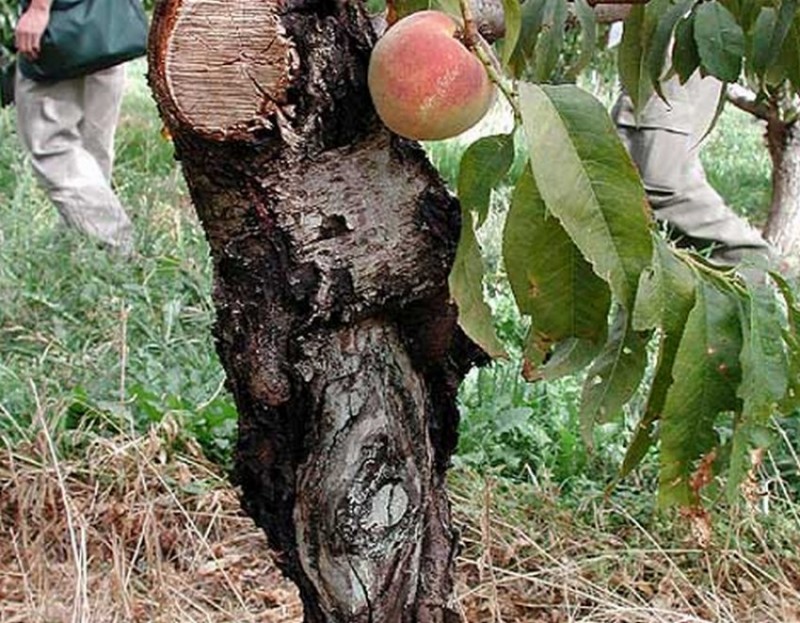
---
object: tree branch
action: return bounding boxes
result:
[726,83,771,122]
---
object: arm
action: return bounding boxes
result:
[16,0,52,59]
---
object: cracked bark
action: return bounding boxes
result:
[148,0,484,620]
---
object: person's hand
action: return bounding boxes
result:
[15,5,51,59]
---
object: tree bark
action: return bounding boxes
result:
[147,0,482,621]
[764,117,800,260]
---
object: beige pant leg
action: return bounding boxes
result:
[617,125,772,264]
[80,65,126,181]
[614,73,772,266]
[15,64,133,253]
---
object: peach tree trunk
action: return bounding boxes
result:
[764,117,800,259]
[148,0,483,621]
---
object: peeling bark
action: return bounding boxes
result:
[148,0,483,620]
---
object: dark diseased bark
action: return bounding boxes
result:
[148,0,483,621]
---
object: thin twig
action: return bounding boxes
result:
[474,41,522,122]
[458,0,479,49]
[118,302,131,435]
[457,0,521,120]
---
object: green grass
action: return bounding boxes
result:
[0,60,235,463]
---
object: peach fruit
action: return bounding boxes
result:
[367,10,496,141]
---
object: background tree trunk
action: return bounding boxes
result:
[764,117,800,260]
[148,0,483,620]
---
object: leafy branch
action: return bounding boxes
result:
[442,0,800,509]
[388,0,800,508]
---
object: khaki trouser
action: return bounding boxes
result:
[613,74,772,266]
[15,64,133,254]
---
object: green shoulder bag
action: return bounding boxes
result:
[18,0,148,82]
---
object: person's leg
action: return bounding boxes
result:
[15,68,133,254]
[617,125,772,266]
[80,64,126,182]
[670,156,772,265]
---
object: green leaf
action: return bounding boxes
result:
[509,0,547,78]
[565,0,597,81]
[519,82,653,310]
[580,308,650,443]
[717,0,740,15]
[783,336,800,414]
[771,273,800,334]
[449,211,508,359]
[673,13,701,84]
[779,12,800,93]
[727,283,789,500]
[751,0,798,77]
[648,0,697,101]
[751,8,779,78]
[694,1,745,82]
[658,280,743,507]
[458,134,515,227]
[622,240,696,477]
[618,5,652,114]
[533,0,568,82]
[501,0,523,68]
[504,165,611,362]
[536,336,604,381]
[737,283,789,416]
[728,0,765,33]
[765,0,797,74]
[771,272,800,414]
[694,78,728,145]
[618,0,670,115]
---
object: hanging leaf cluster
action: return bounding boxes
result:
[451,84,799,508]
[438,0,800,507]
[476,0,800,103]
[618,0,800,119]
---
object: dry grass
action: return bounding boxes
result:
[0,411,301,623]
[452,474,800,623]
[2,413,799,623]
